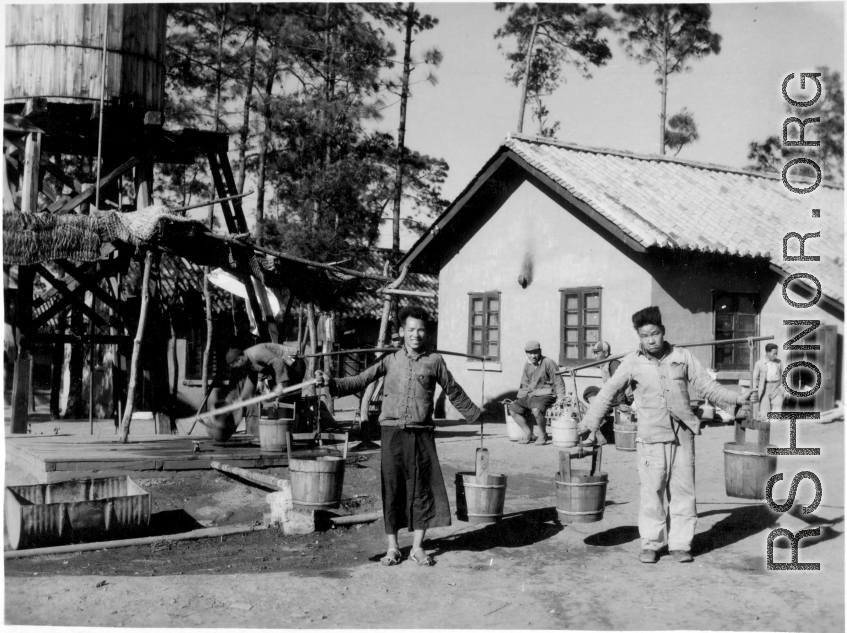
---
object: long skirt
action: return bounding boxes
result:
[380,425,452,533]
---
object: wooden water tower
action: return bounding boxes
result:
[6,4,166,112]
[4,4,259,434]
[4,3,167,213]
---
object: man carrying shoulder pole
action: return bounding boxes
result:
[580,306,756,564]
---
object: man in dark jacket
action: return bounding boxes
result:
[509,341,566,445]
[315,305,481,568]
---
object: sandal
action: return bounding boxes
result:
[381,548,402,566]
[409,547,435,566]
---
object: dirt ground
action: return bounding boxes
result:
[4,416,844,631]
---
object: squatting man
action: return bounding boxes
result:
[580,306,757,564]
[508,340,566,445]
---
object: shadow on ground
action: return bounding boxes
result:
[428,507,562,558]
[148,509,205,537]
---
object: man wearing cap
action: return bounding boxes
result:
[225,343,305,434]
[509,341,566,445]
[593,340,633,408]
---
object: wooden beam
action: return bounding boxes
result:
[206,152,238,233]
[11,266,35,433]
[217,151,249,233]
[32,333,131,344]
[58,260,131,329]
[5,136,81,194]
[3,155,18,212]
[211,461,286,490]
[134,159,154,209]
[32,261,97,308]
[20,132,41,213]
[34,264,110,330]
[31,264,114,329]
[56,156,140,213]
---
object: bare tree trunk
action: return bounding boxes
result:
[255,57,275,234]
[659,31,668,155]
[517,9,540,134]
[236,16,260,193]
[118,251,154,443]
[392,3,415,262]
[213,4,228,134]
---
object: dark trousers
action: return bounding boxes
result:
[380,425,452,534]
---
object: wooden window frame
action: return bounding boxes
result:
[559,287,602,366]
[712,291,760,371]
[467,291,501,362]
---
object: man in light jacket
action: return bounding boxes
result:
[752,343,786,421]
[580,306,756,564]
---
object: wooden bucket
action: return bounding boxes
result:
[503,402,523,441]
[258,417,289,454]
[548,404,577,447]
[555,449,607,523]
[205,400,237,443]
[723,442,778,500]
[455,472,507,524]
[289,455,345,509]
[613,422,637,451]
[724,420,777,500]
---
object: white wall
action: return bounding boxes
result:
[436,179,653,418]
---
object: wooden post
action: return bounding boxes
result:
[49,310,67,419]
[134,160,154,208]
[20,132,41,214]
[11,266,35,433]
[322,310,334,416]
[89,317,95,434]
[118,251,154,443]
[359,262,394,424]
[749,337,760,424]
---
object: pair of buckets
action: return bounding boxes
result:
[258,413,345,510]
[502,401,577,447]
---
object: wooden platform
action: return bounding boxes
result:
[5,434,310,484]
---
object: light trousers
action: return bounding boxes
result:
[636,427,696,552]
[758,381,785,420]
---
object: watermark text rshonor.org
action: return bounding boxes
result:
[765,72,827,571]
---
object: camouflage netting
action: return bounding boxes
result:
[3,207,373,309]
[2,206,204,265]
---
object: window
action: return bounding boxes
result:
[559,287,601,364]
[468,292,500,361]
[185,325,232,381]
[713,292,759,371]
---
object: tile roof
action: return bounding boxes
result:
[335,249,438,320]
[403,134,843,305]
[505,135,843,303]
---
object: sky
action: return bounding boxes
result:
[368,1,845,249]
